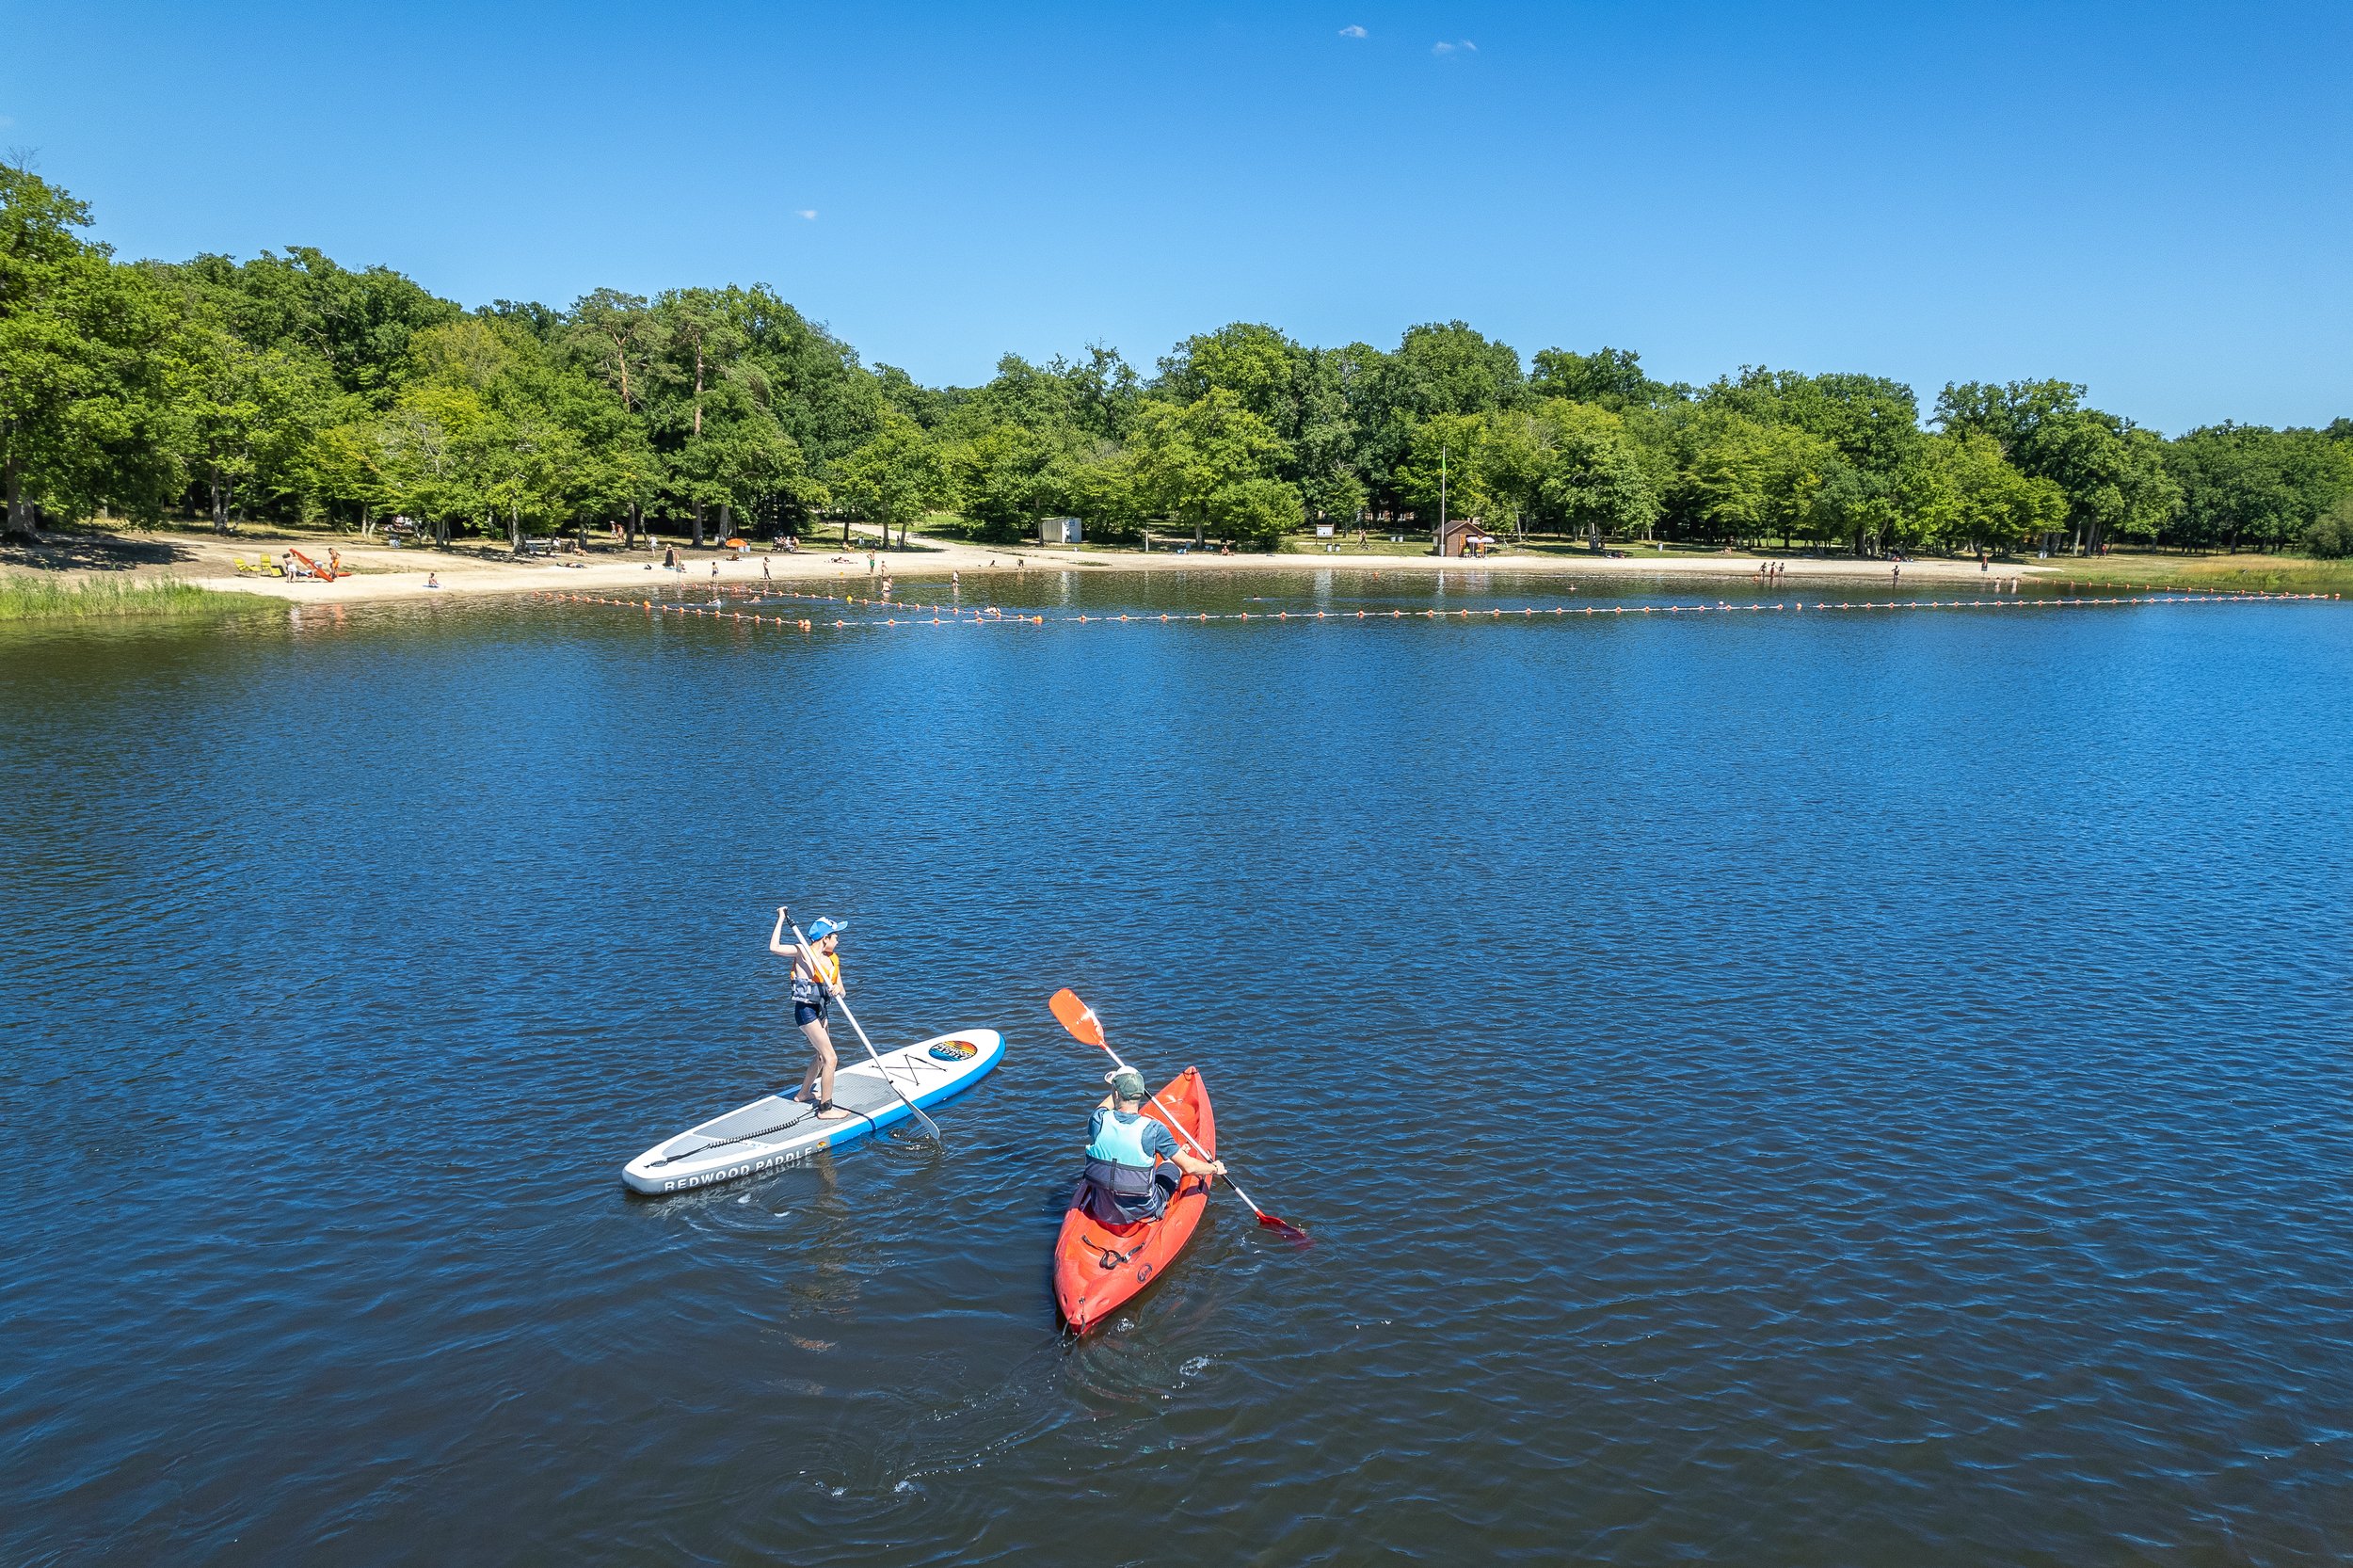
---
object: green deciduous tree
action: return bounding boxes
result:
[834,409,949,547]
[951,422,1062,544]
[1129,388,1299,549]
[2302,493,2353,558]
[1678,414,1833,546]
[1529,346,1675,412]
[1911,431,2068,555]
[1392,412,1493,535]
[1156,323,1304,431]
[9,164,2341,577]
[2037,415,2180,553]
[0,164,189,535]
[1529,400,1658,544]
[2164,423,2353,552]
[1935,378,2178,553]
[1706,368,1922,478]
[169,246,459,403]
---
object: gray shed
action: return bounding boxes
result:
[1040,517,1082,546]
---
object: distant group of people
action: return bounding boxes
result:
[1753,559,1787,585]
[597,521,801,555]
[273,548,344,581]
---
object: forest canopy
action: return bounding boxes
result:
[5,164,2348,557]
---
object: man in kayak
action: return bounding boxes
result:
[773,910,853,1121]
[1072,1068,1225,1225]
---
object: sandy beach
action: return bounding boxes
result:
[6,527,2050,606]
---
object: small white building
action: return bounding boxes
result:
[1040,517,1082,546]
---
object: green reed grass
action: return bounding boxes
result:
[0,576,270,622]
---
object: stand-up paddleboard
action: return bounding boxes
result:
[623,1029,1003,1194]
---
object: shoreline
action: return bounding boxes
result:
[4,528,2052,608]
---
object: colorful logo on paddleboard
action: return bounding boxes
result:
[928,1039,979,1062]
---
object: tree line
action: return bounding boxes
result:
[5,162,2349,558]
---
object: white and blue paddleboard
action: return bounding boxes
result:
[623,1028,1004,1194]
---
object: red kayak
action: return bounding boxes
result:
[1053,1067,1216,1333]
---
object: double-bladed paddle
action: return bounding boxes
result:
[1048,986,1306,1240]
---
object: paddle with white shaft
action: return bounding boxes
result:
[1048,986,1305,1240]
[786,911,943,1144]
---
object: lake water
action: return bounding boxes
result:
[4,569,2349,1564]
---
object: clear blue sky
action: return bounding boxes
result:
[5,1,2348,431]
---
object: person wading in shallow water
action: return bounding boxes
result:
[1070,1068,1225,1225]
[773,910,854,1120]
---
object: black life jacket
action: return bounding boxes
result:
[1073,1158,1168,1226]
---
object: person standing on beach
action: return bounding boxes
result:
[773,910,853,1121]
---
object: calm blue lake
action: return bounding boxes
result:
[4,568,2349,1564]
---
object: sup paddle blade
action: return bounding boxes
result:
[1048,987,1106,1048]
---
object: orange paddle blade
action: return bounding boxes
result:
[1048,987,1106,1048]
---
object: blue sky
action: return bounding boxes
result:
[5,1,2348,431]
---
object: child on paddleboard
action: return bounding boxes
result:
[773,909,853,1121]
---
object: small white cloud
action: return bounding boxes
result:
[1337,24,1366,38]
[1433,39,1476,55]
[796,209,818,220]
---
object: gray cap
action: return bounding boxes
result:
[1111,1069,1147,1101]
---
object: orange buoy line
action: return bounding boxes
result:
[529,586,2339,632]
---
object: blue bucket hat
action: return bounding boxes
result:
[806,917,848,943]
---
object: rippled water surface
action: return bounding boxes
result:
[4,568,2350,1564]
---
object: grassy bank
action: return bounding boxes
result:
[0,576,275,622]
[2027,552,2353,596]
